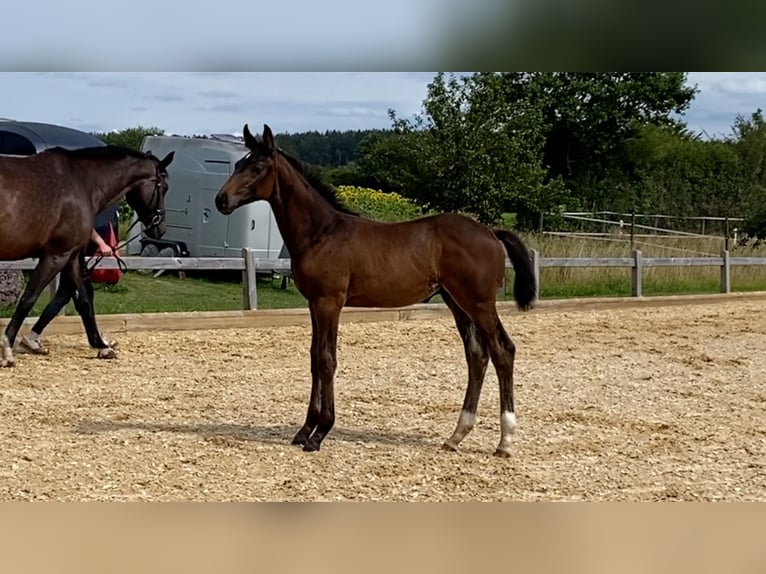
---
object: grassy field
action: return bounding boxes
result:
[2,234,766,317]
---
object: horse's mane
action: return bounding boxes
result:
[278,148,358,216]
[47,145,151,161]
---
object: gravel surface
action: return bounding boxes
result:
[1,299,764,501]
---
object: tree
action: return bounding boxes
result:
[730,110,766,243]
[93,126,165,151]
[519,72,699,209]
[360,73,563,225]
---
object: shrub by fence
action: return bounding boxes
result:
[336,186,424,222]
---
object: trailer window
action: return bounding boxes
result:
[0,131,36,156]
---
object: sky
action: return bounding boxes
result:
[1,72,764,140]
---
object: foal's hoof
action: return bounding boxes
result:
[291,427,315,447]
[0,358,15,368]
[302,440,321,453]
[493,448,512,459]
[441,442,459,453]
[97,347,118,360]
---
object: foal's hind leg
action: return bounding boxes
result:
[448,295,518,457]
[2,253,71,367]
[441,292,490,453]
[473,306,518,458]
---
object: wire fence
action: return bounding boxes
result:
[545,211,746,257]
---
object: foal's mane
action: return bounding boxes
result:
[278,148,358,216]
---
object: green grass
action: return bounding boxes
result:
[0,272,307,318]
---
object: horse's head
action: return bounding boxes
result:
[126,150,175,239]
[215,123,277,215]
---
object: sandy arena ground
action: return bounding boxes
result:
[0,299,764,501]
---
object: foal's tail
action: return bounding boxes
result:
[493,229,537,311]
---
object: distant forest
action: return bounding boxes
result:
[275,129,388,167]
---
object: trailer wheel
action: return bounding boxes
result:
[140,243,160,257]
[157,246,178,258]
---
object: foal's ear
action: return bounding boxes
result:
[263,124,275,155]
[243,123,258,151]
[160,151,175,170]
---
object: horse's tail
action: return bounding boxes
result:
[493,229,537,311]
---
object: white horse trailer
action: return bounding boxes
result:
[128,135,288,269]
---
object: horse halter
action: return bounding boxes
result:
[143,157,166,232]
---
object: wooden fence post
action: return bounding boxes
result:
[242,248,258,310]
[720,250,731,294]
[530,249,541,299]
[498,274,507,297]
[632,250,643,297]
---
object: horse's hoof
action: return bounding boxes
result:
[97,347,117,360]
[493,448,512,459]
[1,357,15,368]
[441,442,458,453]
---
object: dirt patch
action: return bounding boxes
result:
[1,300,765,501]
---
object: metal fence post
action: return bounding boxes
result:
[720,250,731,294]
[242,248,258,310]
[632,250,643,297]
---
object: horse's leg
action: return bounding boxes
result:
[68,254,116,359]
[302,297,342,453]
[291,311,322,447]
[2,253,71,367]
[440,291,490,453]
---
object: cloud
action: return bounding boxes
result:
[199,103,245,113]
[198,89,239,99]
[318,104,390,118]
[153,93,185,102]
[85,77,131,89]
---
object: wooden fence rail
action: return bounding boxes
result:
[2,249,766,310]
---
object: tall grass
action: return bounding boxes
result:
[511,232,766,299]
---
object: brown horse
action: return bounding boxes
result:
[0,145,174,367]
[215,124,536,457]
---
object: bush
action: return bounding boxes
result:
[337,186,424,222]
[0,270,23,310]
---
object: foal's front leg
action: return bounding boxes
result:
[291,314,322,447]
[301,298,342,453]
